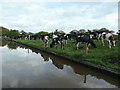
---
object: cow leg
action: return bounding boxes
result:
[55,44,58,49]
[44,40,46,47]
[76,42,80,50]
[45,42,48,47]
[98,34,101,40]
[63,42,64,50]
[44,43,46,47]
[102,37,105,46]
[61,41,64,50]
[46,40,48,47]
[44,40,47,47]
[87,43,91,47]
[62,43,64,50]
[85,43,89,54]
[65,40,67,44]
[108,40,111,48]
[113,41,116,47]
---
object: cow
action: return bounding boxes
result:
[88,30,98,39]
[101,32,116,48]
[43,35,49,47]
[50,34,64,49]
[75,34,97,54]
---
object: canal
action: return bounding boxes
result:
[1,40,119,88]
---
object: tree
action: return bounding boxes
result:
[58,30,65,34]
[54,29,59,35]
[53,29,65,35]
[35,31,48,36]
[99,28,109,32]
[28,32,34,35]
[109,30,114,33]
[0,27,9,36]
[20,30,27,35]
[79,29,86,33]
[6,30,20,39]
[92,29,99,32]
[70,30,79,34]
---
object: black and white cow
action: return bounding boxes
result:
[43,35,49,47]
[88,30,116,48]
[88,30,106,40]
[50,34,64,49]
[62,34,69,44]
[39,34,50,47]
[40,34,45,41]
[75,34,97,54]
[101,32,116,48]
[88,30,98,40]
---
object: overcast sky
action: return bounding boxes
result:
[0,0,119,33]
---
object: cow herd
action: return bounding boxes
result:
[14,30,116,53]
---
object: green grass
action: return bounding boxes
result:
[16,39,120,71]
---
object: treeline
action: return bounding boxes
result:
[0,26,119,39]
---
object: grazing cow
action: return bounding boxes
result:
[63,34,69,44]
[26,35,30,40]
[75,34,97,54]
[88,30,106,40]
[101,32,115,48]
[66,34,72,40]
[40,34,45,41]
[50,34,64,49]
[88,30,98,39]
[88,30,116,48]
[25,35,31,40]
[43,35,49,47]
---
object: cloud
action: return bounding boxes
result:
[0,0,119,2]
[0,2,118,33]
[2,45,117,88]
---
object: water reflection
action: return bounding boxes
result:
[2,40,119,88]
[30,47,119,87]
[7,42,18,50]
[0,39,9,47]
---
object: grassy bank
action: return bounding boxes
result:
[16,39,120,71]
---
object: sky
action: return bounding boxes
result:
[0,0,119,33]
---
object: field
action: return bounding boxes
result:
[16,39,120,71]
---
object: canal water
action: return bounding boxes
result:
[1,40,119,88]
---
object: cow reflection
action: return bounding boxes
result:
[51,59,63,69]
[40,54,63,69]
[27,49,29,53]
[41,54,49,62]
[84,75,87,83]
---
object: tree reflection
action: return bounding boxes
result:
[0,39,10,46]
[7,42,18,50]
